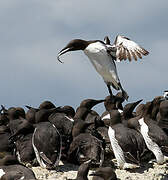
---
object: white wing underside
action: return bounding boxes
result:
[108,35,149,62]
[84,42,120,88]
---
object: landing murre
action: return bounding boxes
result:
[57,36,149,100]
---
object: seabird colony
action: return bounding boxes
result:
[1,36,168,179]
[1,93,168,179]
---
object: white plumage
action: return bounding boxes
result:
[108,126,126,168]
[138,118,164,164]
[84,41,120,89]
[163,91,168,100]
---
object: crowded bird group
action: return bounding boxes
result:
[1,35,167,180]
[0,91,168,179]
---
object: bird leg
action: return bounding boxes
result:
[118,82,129,101]
[107,84,113,99]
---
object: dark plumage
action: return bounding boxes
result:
[68,133,104,165]
[67,161,91,180]
[38,100,56,109]
[48,105,75,160]
[101,93,124,125]
[0,155,19,166]
[108,110,147,169]
[32,122,62,169]
[7,107,25,121]
[25,105,39,124]
[0,132,13,158]
[15,133,36,166]
[9,117,34,140]
[157,100,168,133]
[121,99,143,126]
[0,165,36,180]
[90,167,117,180]
[128,102,168,164]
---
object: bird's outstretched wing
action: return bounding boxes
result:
[107,35,149,62]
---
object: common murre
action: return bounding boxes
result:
[68,133,104,166]
[128,102,168,164]
[108,110,146,169]
[57,36,149,100]
[32,122,62,169]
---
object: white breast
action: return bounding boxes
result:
[164,92,168,100]
[108,126,126,168]
[84,42,119,85]
[102,110,123,120]
[0,169,5,178]
[138,118,164,164]
[65,115,74,122]
[102,113,110,120]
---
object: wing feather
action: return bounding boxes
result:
[123,47,127,60]
[119,46,124,60]
[113,35,149,62]
[135,49,142,59]
[127,49,132,61]
[131,50,138,61]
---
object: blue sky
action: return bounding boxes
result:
[0,0,168,113]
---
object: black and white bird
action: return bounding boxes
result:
[57,35,149,100]
[163,90,168,100]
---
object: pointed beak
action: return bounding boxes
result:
[91,99,105,109]
[134,99,143,107]
[57,47,71,63]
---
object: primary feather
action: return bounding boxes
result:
[107,35,149,62]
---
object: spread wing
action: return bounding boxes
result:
[107,35,149,62]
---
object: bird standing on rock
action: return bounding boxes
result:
[57,35,149,100]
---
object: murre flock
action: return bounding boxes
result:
[57,35,149,100]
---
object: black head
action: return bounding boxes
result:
[80,99,105,110]
[123,99,143,119]
[136,103,145,116]
[61,105,75,118]
[39,101,56,109]
[7,107,25,120]
[109,110,122,125]
[57,39,89,63]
